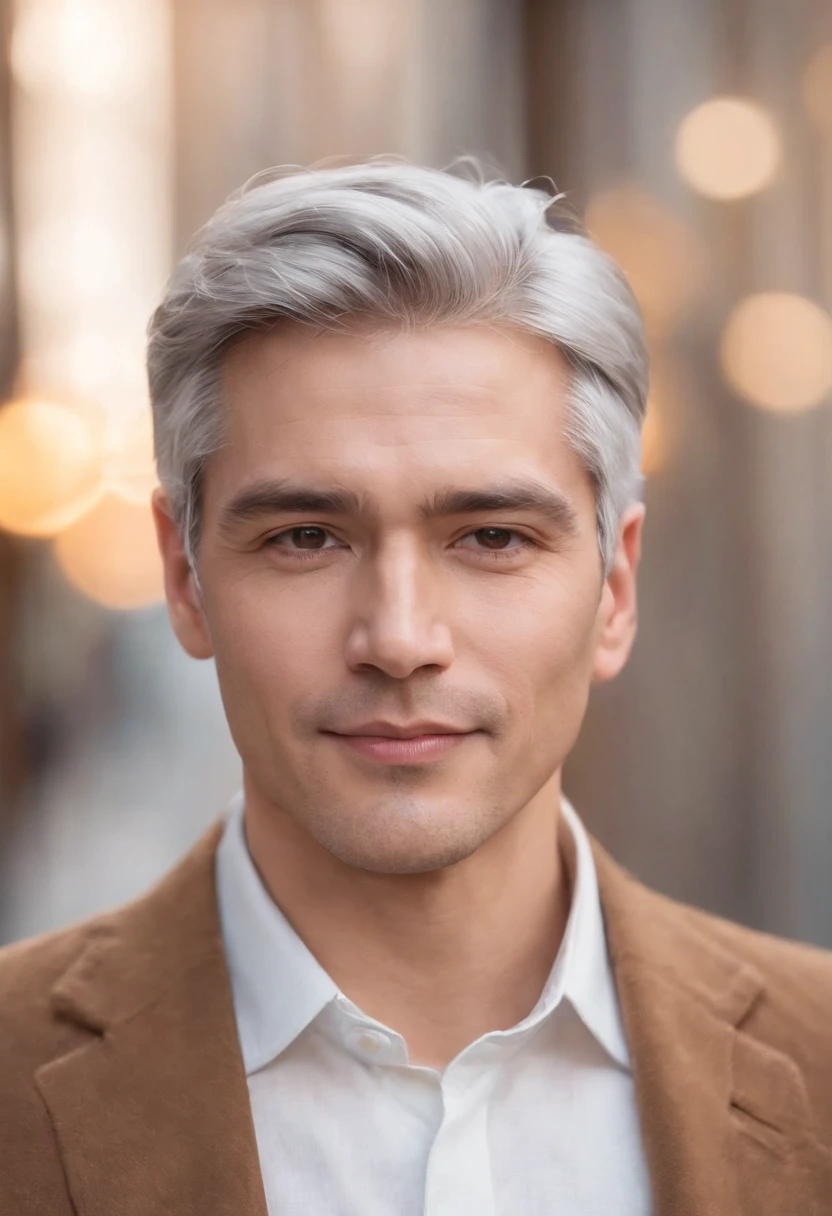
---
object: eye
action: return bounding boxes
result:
[454,528,538,558]
[264,526,342,557]
[263,525,538,562]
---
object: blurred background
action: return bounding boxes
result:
[0,0,831,946]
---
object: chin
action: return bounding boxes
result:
[314,821,486,875]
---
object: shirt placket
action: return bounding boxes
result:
[423,1058,497,1216]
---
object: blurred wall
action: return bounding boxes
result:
[172,0,528,245]
[1,0,831,947]
[544,0,832,943]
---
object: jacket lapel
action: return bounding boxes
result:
[592,839,832,1216]
[35,821,268,1216]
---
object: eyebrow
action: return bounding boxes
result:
[217,476,581,538]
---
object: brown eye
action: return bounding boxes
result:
[475,528,515,549]
[292,527,329,549]
[456,528,536,556]
[266,526,338,552]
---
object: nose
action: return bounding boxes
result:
[344,537,455,679]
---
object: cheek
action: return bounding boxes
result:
[207,580,330,716]
[471,578,601,722]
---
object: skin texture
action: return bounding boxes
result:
[153,321,645,1068]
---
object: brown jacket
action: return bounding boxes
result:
[2,819,832,1215]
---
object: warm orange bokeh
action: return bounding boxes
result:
[104,407,160,506]
[675,97,780,200]
[0,398,105,536]
[53,493,165,610]
[803,43,832,135]
[585,184,707,339]
[721,292,832,412]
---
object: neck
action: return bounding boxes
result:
[242,773,571,1071]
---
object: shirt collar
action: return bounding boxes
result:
[216,791,338,1073]
[216,789,630,1075]
[554,795,631,1070]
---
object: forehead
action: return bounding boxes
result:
[209,322,586,507]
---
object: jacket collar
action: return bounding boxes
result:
[35,817,832,1216]
[591,837,832,1216]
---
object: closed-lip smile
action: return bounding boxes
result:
[328,720,472,739]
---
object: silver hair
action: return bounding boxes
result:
[147,157,648,586]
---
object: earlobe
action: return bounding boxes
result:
[151,489,215,660]
[591,584,628,684]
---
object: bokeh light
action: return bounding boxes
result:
[641,352,681,475]
[586,183,707,338]
[104,407,159,505]
[11,0,173,461]
[11,0,160,99]
[20,219,133,309]
[641,400,665,476]
[53,494,165,610]
[0,398,104,535]
[675,97,780,200]
[802,44,832,135]
[720,292,832,412]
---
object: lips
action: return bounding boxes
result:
[327,730,476,764]
[330,720,470,740]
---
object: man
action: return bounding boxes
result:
[1,160,831,1216]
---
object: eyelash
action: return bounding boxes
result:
[263,526,539,564]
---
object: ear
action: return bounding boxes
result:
[151,487,214,660]
[592,501,646,683]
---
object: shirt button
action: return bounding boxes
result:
[346,1028,391,1060]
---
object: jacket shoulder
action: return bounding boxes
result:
[659,890,832,997]
[595,839,832,1003]
[0,821,225,1213]
[0,914,106,1060]
[0,816,226,1054]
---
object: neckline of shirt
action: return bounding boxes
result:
[215,788,631,1076]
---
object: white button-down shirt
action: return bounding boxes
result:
[216,791,652,1215]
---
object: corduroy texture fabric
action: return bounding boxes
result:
[1,818,831,1215]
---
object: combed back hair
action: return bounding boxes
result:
[147,157,649,581]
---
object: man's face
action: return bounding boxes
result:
[155,322,643,873]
